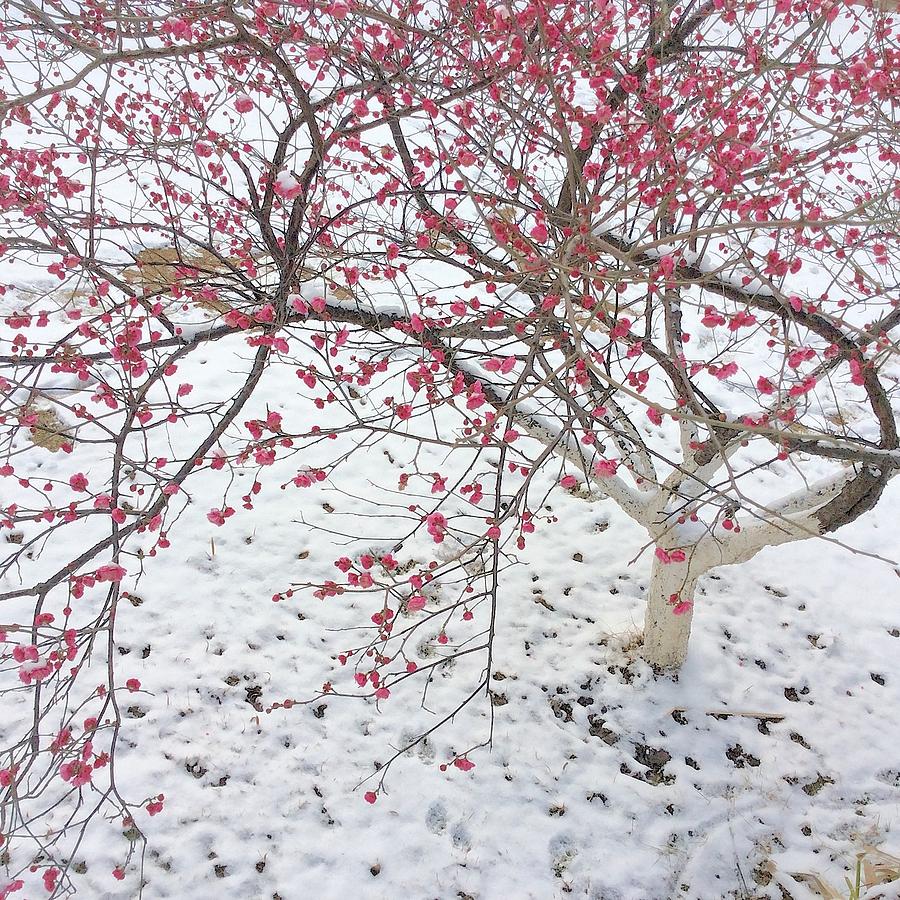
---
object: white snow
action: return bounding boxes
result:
[2,292,898,897]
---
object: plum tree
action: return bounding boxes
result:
[0,0,898,893]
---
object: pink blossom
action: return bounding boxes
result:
[0,879,25,898]
[466,381,486,410]
[714,362,739,380]
[426,511,447,542]
[273,171,302,201]
[655,547,686,564]
[42,867,59,893]
[593,458,619,478]
[254,447,276,466]
[59,760,93,786]
[95,564,126,582]
[255,304,276,323]
[207,507,234,526]
[701,307,726,328]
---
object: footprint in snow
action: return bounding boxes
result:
[548,832,578,877]
[425,801,447,835]
[450,821,471,851]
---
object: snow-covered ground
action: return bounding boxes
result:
[3,278,899,898]
[94,464,900,900]
[105,476,900,900]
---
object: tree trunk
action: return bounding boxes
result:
[642,556,699,669]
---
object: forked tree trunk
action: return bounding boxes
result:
[642,555,701,669]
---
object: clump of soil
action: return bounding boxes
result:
[26,405,70,452]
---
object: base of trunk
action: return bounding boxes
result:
[641,558,698,669]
